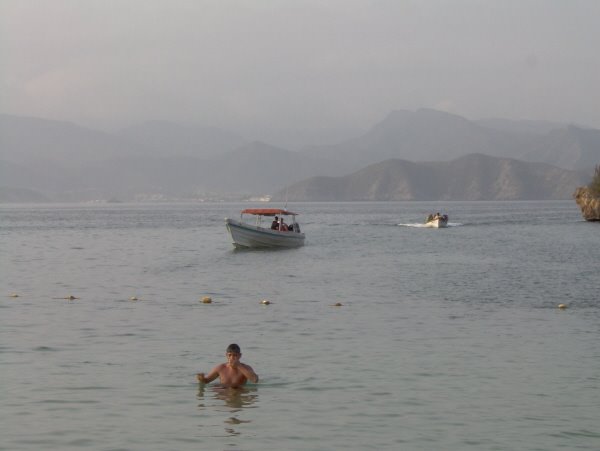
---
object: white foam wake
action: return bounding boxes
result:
[398,222,463,228]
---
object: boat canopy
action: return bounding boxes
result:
[241,208,299,216]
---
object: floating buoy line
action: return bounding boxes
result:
[6,292,353,309]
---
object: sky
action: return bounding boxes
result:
[1,0,599,145]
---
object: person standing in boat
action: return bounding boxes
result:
[271,216,279,230]
[279,217,288,231]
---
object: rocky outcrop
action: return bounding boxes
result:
[574,187,600,221]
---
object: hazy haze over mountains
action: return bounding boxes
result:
[116,121,246,159]
[1,110,597,202]
[1,1,599,201]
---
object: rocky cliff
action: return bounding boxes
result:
[574,187,600,221]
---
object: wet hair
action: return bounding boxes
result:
[226,343,241,354]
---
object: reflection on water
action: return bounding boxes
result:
[197,384,258,437]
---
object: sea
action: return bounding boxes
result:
[1,200,599,451]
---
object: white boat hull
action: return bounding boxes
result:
[424,218,448,228]
[226,218,305,248]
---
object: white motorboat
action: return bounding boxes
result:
[225,208,305,248]
[424,213,449,228]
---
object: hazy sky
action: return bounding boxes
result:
[1,0,599,142]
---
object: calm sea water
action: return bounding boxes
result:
[1,201,599,451]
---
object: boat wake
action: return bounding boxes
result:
[398,222,463,228]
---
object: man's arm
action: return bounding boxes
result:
[238,364,259,383]
[197,365,222,384]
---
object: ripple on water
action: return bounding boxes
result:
[33,346,60,352]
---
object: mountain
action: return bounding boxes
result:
[303,109,599,173]
[0,143,343,201]
[0,114,142,167]
[1,111,598,202]
[0,115,247,165]
[0,159,85,198]
[302,109,538,171]
[115,120,246,158]
[0,115,337,200]
[58,141,345,200]
[201,141,347,193]
[274,154,589,201]
[521,125,600,172]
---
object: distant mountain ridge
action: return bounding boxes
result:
[0,114,138,167]
[301,109,598,173]
[0,111,598,202]
[115,120,246,159]
[274,154,589,201]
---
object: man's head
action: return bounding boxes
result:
[226,343,241,365]
[226,343,241,354]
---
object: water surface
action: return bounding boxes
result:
[1,201,599,450]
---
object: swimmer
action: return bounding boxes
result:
[197,344,259,388]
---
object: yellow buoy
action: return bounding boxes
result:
[201,296,212,304]
[261,299,271,305]
[558,304,567,310]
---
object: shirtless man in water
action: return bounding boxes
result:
[197,344,259,388]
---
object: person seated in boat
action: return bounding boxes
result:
[278,218,288,231]
[197,343,259,388]
[271,216,279,230]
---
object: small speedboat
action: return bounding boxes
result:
[424,213,449,228]
[225,208,305,248]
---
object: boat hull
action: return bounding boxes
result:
[424,218,448,228]
[226,218,305,248]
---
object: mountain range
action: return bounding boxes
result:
[273,154,588,201]
[1,109,598,202]
[301,109,598,173]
